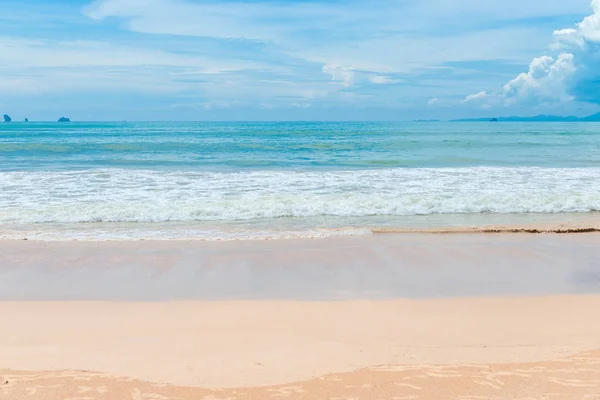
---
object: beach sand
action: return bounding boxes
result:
[5,351,600,400]
[2,234,600,398]
[3,298,600,399]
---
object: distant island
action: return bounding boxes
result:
[452,112,600,122]
[3,114,11,123]
[24,118,29,122]
[58,117,71,123]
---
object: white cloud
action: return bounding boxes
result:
[462,91,489,103]
[84,0,281,41]
[503,53,575,103]
[321,68,400,87]
[322,64,355,86]
[578,0,600,40]
[369,75,398,84]
[0,37,267,71]
[83,0,592,77]
[463,0,600,107]
[83,0,592,44]
[552,29,585,49]
[5,0,597,118]
[427,98,439,106]
[0,36,305,100]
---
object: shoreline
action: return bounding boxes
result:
[1,212,600,242]
[1,214,600,242]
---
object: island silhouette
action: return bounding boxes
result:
[453,112,600,122]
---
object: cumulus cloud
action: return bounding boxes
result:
[428,98,439,106]
[464,0,600,106]
[503,53,575,103]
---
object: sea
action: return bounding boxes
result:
[1,121,599,240]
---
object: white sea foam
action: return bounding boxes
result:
[0,223,373,241]
[1,168,599,226]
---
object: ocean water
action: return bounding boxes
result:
[1,121,599,240]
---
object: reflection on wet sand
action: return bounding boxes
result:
[0,233,599,301]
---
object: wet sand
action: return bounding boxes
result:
[1,233,600,300]
[2,234,600,398]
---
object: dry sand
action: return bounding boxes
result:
[2,296,600,399]
[5,350,600,400]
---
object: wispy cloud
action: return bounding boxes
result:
[369,75,399,85]
[1,0,597,120]
[463,91,489,103]
[322,64,355,87]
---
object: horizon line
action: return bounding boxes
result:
[2,119,600,123]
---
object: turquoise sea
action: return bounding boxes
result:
[1,121,599,240]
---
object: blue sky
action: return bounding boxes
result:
[1,0,600,120]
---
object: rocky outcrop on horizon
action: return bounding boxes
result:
[453,112,600,122]
[3,114,11,122]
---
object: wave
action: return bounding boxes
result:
[1,167,599,224]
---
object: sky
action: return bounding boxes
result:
[1,0,600,121]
